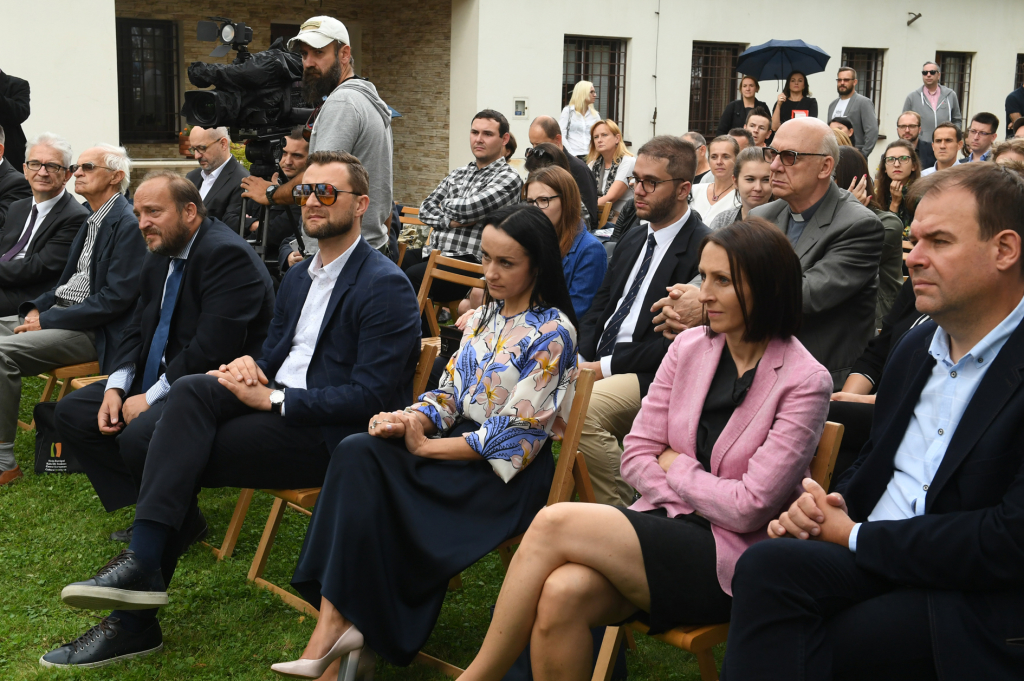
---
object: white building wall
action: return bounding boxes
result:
[0,0,120,184]
[451,0,1024,169]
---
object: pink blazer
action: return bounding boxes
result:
[621,328,832,595]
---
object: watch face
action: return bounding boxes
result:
[271,390,285,404]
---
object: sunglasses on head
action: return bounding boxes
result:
[292,183,361,206]
[525,147,552,159]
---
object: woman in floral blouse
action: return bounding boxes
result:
[274,205,579,679]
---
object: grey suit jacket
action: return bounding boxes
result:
[750,182,883,389]
[827,93,879,159]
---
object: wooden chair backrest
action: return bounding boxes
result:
[546,368,597,505]
[412,341,439,401]
[808,421,844,490]
[416,249,486,336]
[597,203,613,228]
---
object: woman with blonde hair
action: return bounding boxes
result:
[560,81,602,158]
[588,119,635,225]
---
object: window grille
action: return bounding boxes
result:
[841,48,885,121]
[562,36,627,132]
[116,19,180,143]
[687,42,743,140]
[936,51,972,119]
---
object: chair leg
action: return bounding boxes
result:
[497,543,516,571]
[694,647,719,681]
[205,489,254,561]
[18,374,58,431]
[591,626,624,681]
[448,574,463,590]
[625,627,638,651]
[248,496,287,582]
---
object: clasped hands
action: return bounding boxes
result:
[651,283,702,340]
[768,478,856,548]
[367,409,432,457]
[207,355,274,410]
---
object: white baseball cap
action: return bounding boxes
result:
[287,16,350,51]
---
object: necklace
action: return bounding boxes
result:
[711,181,735,202]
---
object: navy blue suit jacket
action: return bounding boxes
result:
[257,237,420,452]
[26,194,146,373]
[836,320,1024,678]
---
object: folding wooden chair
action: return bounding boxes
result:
[17,361,101,430]
[413,368,598,677]
[597,203,613,229]
[590,421,845,681]
[416,249,486,338]
[203,341,439,563]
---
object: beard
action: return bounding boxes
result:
[636,191,677,224]
[302,55,343,106]
[303,204,357,240]
[147,216,194,256]
[837,84,853,96]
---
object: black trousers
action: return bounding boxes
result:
[723,539,937,681]
[133,374,349,532]
[824,401,874,492]
[404,253,479,335]
[56,381,168,512]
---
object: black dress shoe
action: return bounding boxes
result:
[39,616,162,668]
[110,526,133,543]
[184,511,209,549]
[61,550,167,610]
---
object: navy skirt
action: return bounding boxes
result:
[291,422,554,665]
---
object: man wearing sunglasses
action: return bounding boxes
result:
[903,61,963,146]
[749,118,883,390]
[1,144,147,486]
[43,153,419,669]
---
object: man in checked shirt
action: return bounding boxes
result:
[406,109,522,326]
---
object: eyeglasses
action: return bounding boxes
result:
[25,160,67,174]
[896,124,921,131]
[69,162,115,174]
[627,176,688,193]
[922,70,938,76]
[762,147,828,166]
[292,183,361,206]
[525,194,560,208]
[187,137,225,155]
[303,106,322,142]
[884,155,913,165]
[967,128,996,137]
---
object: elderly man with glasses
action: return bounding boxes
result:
[0,137,141,485]
[903,61,963,146]
[184,126,249,231]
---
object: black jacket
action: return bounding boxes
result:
[914,139,936,170]
[0,191,88,298]
[26,194,147,373]
[836,320,1024,678]
[716,98,769,136]
[567,153,599,230]
[579,211,710,396]
[0,157,31,231]
[0,72,29,171]
[849,277,929,387]
[185,156,249,232]
[110,217,275,396]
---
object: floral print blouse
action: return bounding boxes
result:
[412,303,578,483]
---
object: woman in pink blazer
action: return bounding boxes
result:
[458,218,833,681]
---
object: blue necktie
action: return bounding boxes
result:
[596,233,658,358]
[142,259,185,391]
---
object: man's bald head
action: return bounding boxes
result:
[767,118,839,210]
[529,116,563,150]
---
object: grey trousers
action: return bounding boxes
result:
[0,315,97,442]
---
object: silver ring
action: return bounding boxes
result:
[371,419,379,429]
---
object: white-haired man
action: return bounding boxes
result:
[0,142,146,485]
[184,126,249,230]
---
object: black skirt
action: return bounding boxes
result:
[620,508,732,633]
[291,422,555,666]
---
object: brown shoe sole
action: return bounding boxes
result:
[0,467,23,486]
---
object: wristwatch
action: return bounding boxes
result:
[265,183,279,204]
[269,389,285,414]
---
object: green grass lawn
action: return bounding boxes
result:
[0,377,722,680]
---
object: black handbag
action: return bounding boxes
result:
[438,325,464,361]
[32,402,83,474]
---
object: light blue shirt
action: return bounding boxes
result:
[848,292,1024,551]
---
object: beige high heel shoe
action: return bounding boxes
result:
[271,625,364,679]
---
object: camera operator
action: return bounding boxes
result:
[240,16,394,259]
[241,126,308,267]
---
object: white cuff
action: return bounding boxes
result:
[105,364,136,394]
[847,523,862,552]
[600,355,614,379]
[144,375,171,405]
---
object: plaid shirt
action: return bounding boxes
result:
[418,157,522,258]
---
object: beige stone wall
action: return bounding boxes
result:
[114,0,451,205]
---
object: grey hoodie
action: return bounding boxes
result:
[902,85,963,146]
[309,77,394,249]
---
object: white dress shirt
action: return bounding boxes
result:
[274,237,360,391]
[12,190,65,260]
[847,292,1024,551]
[598,209,690,378]
[199,160,227,200]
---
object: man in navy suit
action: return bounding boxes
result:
[42,151,421,669]
[724,163,1024,680]
[54,169,275,539]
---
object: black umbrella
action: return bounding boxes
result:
[736,39,831,81]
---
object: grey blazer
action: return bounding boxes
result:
[827,93,879,160]
[750,182,884,389]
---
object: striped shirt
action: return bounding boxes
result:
[54,194,119,306]
[105,225,202,405]
[418,157,522,258]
